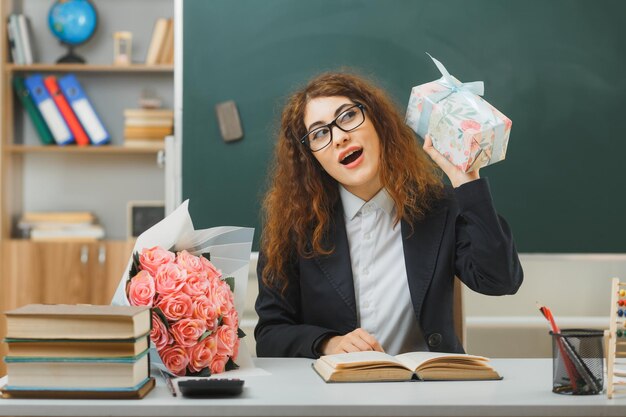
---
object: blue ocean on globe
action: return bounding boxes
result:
[48,0,97,46]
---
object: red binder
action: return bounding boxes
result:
[43,75,90,146]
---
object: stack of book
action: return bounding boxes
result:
[6,13,34,65]
[1,304,154,399]
[18,211,105,241]
[123,108,174,147]
[14,73,110,146]
[145,17,174,65]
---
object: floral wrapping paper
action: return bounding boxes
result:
[405,54,512,172]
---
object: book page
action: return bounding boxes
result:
[394,351,488,372]
[321,351,406,370]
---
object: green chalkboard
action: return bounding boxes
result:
[182,0,626,252]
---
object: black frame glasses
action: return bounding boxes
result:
[299,103,365,152]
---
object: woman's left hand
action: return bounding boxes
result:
[422,134,480,188]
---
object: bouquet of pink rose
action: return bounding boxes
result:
[126,245,244,376]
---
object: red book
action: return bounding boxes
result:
[43,75,90,146]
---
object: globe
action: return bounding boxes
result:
[48,0,98,63]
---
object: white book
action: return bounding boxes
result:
[17,14,33,64]
[8,15,24,64]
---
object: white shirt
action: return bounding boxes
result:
[339,185,427,355]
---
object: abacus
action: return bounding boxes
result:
[607,277,626,398]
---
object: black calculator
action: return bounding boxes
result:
[177,378,244,397]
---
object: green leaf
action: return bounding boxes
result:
[187,367,212,377]
[152,307,170,329]
[237,328,246,338]
[198,330,212,342]
[202,252,211,262]
[224,277,235,292]
[129,251,140,281]
[225,358,240,372]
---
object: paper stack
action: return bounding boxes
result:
[18,211,105,241]
[0,304,154,399]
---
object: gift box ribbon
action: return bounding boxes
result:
[416,53,505,163]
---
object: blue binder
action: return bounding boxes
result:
[24,74,73,145]
[58,74,110,145]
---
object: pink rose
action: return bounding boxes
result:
[128,270,155,307]
[192,296,219,331]
[156,292,193,321]
[210,354,228,374]
[460,119,481,132]
[139,246,175,277]
[215,325,237,357]
[183,271,210,297]
[212,281,235,316]
[170,318,207,348]
[232,337,240,362]
[150,312,172,350]
[200,257,222,281]
[221,308,239,328]
[187,335,217,373]
[154,263,187,296]
[176,250,205,274]
[159,345,189,376]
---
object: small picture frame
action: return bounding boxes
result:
[127,201,165,239]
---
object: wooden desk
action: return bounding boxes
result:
[0,358,624,416]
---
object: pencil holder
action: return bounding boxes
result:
[550,329,604,395]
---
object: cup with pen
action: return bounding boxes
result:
[538,304,605,395]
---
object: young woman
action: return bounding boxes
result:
[254,72,523,358]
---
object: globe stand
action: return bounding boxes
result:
[56,44,86,64]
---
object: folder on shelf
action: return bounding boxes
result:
[44,75,90,146]
[24,75,73,145]
[58,74,110,145]
[13,76,55,145]
[145,18,169,65]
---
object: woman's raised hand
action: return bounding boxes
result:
[422,134,480,188]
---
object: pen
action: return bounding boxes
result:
[159,368,177,397]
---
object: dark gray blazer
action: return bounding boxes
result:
[254,178,523,358]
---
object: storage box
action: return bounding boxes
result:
[406,54,512,172]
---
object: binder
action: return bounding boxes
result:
[44,76,90,146]
[13,76,54,145]
[58,75,110,145]
[24,75,73,145]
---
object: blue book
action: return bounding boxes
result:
[58,74,110,145]
[24,74,73,145]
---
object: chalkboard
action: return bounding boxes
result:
[182,0,626,252]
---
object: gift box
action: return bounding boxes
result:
[406,54,512,172]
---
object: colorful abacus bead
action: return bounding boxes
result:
[618,329,624,338]
[620,289,626,297]
[619,300,625,307]
[619,309,624,317]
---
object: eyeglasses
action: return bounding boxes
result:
[300,103,365,152]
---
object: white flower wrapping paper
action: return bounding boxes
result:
[111,199,256,374]
[406,54,512,172]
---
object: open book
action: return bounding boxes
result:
[313,351,501,382]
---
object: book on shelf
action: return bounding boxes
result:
[29,224,105,241]
[159,18,174,64]
[5,335,150,359]
[312,351,502,383]
[24,74,74,145]
[20,210,96,224]
[44,75,90,146]
[145,17,169,65]
[58,74,110,145]
[12,76,55,145]
[17,14,34,65]
[6,15,22,64]
[4,350,150,390]
[4,304,151,340]
[124,108,174,118]
[1,377,155,400]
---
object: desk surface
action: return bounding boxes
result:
[0,358,624,417]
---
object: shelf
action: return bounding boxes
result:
[5,145,164,154]
[5,64,174,73]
